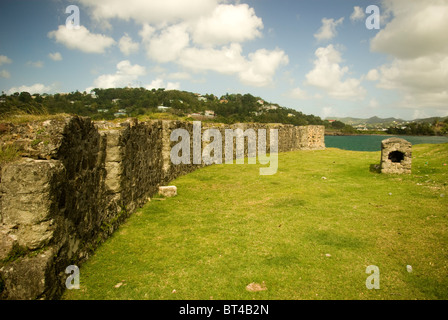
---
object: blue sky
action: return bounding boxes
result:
[1,0,447,120]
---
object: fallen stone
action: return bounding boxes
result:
[159,186,177,197]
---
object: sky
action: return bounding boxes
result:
[0,0,448,121]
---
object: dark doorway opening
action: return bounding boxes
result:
[388,151,405,163]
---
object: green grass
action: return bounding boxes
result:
[63,143,448,300]
[0,113,70,124]
[0,144,21,168]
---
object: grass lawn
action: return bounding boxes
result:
[63,143,448,300]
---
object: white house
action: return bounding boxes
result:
[204,110,215,118]
[158,106,171,112]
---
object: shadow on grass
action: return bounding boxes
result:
[369,163,381,174]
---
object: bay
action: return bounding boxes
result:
[325,135,448,152]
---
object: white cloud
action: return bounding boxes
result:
[192,4,263,46]
[178,44,289,87]
[371,1,448,60]
[314,17,344,42]
[369,98,379,108]
[92,60,146,89]
[321,106,337,119]
[366,69,379,81]
[27,61,44,68]
[238,48,289,87]
[77,0,217,26]
[7,83,54,95]
[145,78,180,91]
[139,24,156,41]
[48,25,116,54]
[289,87,310,100]
[179,43,247,75]
[118,34,140,56]
[350,6,366,22]
[377,55,448,108]
[49,52,63,61]
[76,0,285,88]
[370,0,448,109]
[0,55,12,66]
[0,70,11,79]
[305,44,366,100]
[144,24,190,63]
[166,72,191,80]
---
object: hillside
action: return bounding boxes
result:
[0,88,325,127]
[326,116,448,136]
[329,116,448,128]
[327,116,406,127]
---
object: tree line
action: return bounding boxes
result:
[2,88,446,135]
[0,88,331,127]
[386,120,448,136]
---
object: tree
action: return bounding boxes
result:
[19,92,32,103]
[331,120,346,130]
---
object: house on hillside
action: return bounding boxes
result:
[263,105,278,110]
[204,110,215,118]
[158,106,171,112]
[355,124,368,131]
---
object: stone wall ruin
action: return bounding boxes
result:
[380,137,412,174]
[0,116,325,300]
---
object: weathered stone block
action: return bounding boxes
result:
[159,186,177,197]
[104,161,122,192]
[0,226,16,261]
[0,159,64,251]
[0,248,54,300]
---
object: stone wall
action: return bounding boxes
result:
[0,116,325,300]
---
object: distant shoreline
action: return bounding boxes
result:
[325,131,448,137]
[325,131,389,136]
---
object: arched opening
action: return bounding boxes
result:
[388,151,405,163]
